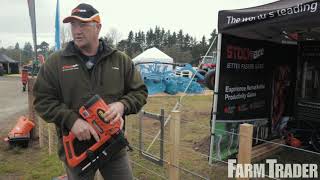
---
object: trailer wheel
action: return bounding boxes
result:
[195,69,206,83]
[204,70,215,90]
[197,69,207,76]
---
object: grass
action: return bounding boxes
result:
[0,143,64,180]
[0,93,231,179]
[126,94,229,179]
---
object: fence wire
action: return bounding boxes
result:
[38,110,320,180]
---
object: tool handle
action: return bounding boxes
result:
[63,121,121,168]
[63,132,88,167]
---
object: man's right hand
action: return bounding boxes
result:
[71,118,100,142]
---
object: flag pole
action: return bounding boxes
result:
[27,0,38,77]
[55,0,61,51]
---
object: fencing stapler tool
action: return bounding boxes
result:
[62,94,132,175]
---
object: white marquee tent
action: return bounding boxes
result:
[132,47,173,64]
[132,47,174,72]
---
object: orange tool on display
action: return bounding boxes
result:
[62,94,131,174]
[4,116,35,147]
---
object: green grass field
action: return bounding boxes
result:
[0,94,230,180]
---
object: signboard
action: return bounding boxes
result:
[216,34,273,121]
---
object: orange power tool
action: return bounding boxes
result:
[63,94,131,173]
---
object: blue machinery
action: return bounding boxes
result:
[135,61,205,95]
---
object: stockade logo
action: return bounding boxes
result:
[226,45,264,61]
[72,8,87,13]
[62,64,79,72]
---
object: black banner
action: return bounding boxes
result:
[299,41,320,59]
[216,34,273,121]
[218,0,318,33]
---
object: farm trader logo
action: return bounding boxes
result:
[228,159,318,179]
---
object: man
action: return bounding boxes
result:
[33,3,148,180]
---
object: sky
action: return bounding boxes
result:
[0,0,276,48]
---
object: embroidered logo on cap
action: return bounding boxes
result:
[72,8,87,13]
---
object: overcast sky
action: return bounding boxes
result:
[0,0,276,48]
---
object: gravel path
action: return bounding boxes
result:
[0,76,28,133]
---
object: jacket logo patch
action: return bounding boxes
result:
[62,64,79,72]
[112,66,119,70]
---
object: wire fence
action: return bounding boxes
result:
[32,78,320,180]
[37,110,320,180]
[36,105,320,180]
[23,33,320,179]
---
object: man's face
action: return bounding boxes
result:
[70,19,101,49]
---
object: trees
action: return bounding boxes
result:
[60,25,72,49]
[108,28,122,46]
[209,29,218,51]
[1,27,218,66]
[15,43,20,50]
[5,45,20,63]
[38,41,49,54]
[114,27,217,64]
[22,42,34,64]
[102,34,115,48]
[2,42,34,66]
[146,28,154,48]
[177,30,184,49]
[102,28,123,48]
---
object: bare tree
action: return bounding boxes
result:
[60,24,72,48]
[107,28,122,47]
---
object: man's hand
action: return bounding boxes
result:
[71,118,100,141]
[104,102,124,121]
[104,102,125,129]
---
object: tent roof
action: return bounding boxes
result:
[132,47,173,63]
[0,53,18,64]
[218,0,320,42]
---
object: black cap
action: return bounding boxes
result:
[63,3,101,23]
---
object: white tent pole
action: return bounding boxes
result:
[209,33,222,165]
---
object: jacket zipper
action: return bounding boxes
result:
[76,54,95,94]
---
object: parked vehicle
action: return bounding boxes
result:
[199,55,216,72]
[198,54,217,90]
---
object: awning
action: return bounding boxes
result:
[0,53,19,64]
[218,0,320,42]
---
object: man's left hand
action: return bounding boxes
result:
[104,102,125,129]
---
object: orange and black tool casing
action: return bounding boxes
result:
[62,94,121,168]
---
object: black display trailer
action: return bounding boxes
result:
[209,0,320,163]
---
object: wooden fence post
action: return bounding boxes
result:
[38,117,45,148]
[48,123,57,155]
[237,123,253,180]
[94,170,103,180]
[28,77,38,140]
[168,110,180,180]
